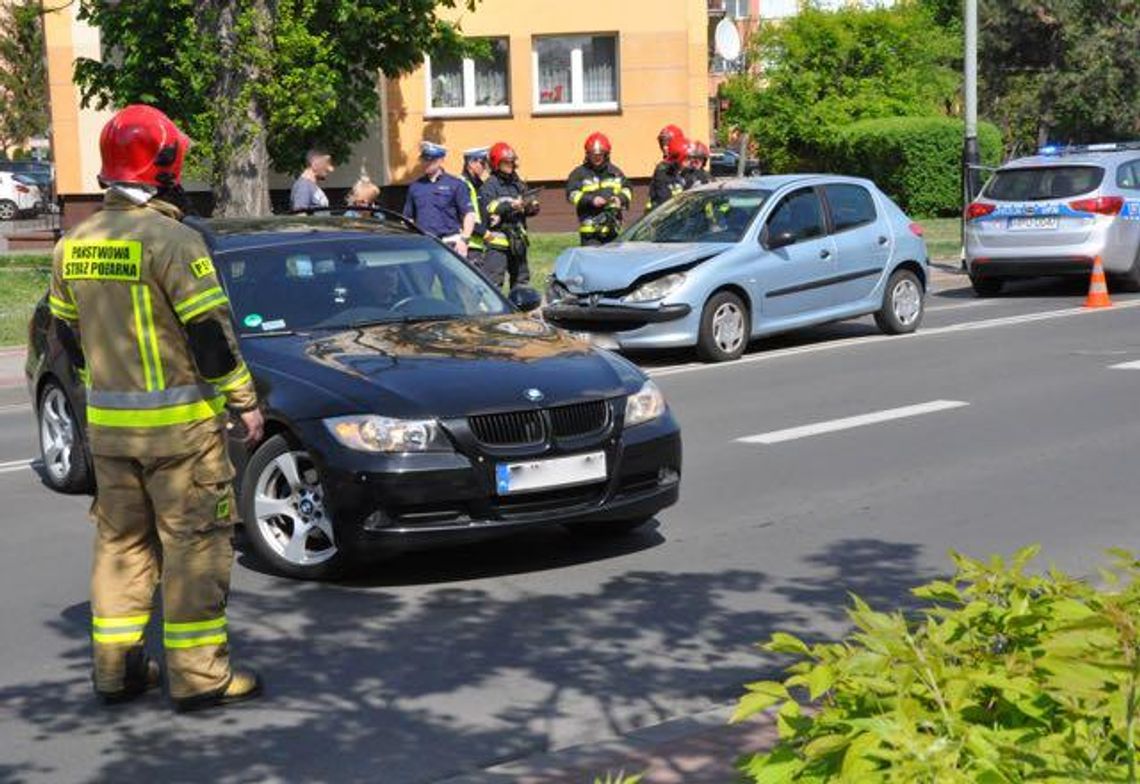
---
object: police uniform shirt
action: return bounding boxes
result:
[402,172,473,238]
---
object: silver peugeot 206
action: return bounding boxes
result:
[965,142,1140,296]
[544,175,929,362]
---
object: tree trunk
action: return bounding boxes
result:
[207,1,272,217]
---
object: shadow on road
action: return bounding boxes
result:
[1,535,935,783]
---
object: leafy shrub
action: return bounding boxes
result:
[826,117,1003,218]
[735,546,1140,782]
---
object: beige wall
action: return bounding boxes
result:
[385,0,710,184]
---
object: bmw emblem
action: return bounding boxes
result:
[524,388,545,403]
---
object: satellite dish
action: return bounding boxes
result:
[714,18,742,62]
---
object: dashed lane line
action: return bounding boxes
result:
[736,400,970,445]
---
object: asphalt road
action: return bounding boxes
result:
[4,276,1140,783]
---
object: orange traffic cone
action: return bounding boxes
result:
[1085,256,1112,309]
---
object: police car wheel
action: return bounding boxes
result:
[697,291,750,362]
[38,381,92,494]
[875,269,924,335]
[240,434,346,581]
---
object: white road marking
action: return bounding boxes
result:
[0,458,34,474]
[925,299,999,313]
[737,400,970,445]
[1109,360,1140,370]
[649,300,1140,379]
[0,403,30,415]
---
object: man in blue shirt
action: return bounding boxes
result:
[402,141,476,259]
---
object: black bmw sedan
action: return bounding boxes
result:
[26,215,682,579]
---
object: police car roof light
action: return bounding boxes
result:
[1036,141,1140,156]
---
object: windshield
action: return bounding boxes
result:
[216,236,510,334]
[984,166,1104,201]
[623,189,771,244]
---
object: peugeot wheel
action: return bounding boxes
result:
[240,434,346,580]
[697,291,750,362]
[38,381,92,493]
[875,268,924,335]
[0,200,17,221]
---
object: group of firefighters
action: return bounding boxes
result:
[49,104,718,714]
[403,124,714,290]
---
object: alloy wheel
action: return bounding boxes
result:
[40,386,75,484]
[253,450,337,566]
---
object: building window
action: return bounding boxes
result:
[533,34,619,114]
[425,38,510,118]
[729,0,751,18]
[759,0,798,18]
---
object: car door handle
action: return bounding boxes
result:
[877,236,889,246]
[819,249,831,259]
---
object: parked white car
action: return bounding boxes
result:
[0,171,40,220]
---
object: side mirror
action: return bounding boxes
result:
[508,286,543,312]
[763,228,797,250]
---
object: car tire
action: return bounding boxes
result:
[0,199,17,221]
[38,380,93,494]
[874,268,925,335]
[239,434,347,581]
[697,290,750,362]
[970,275,1004,297]
[565,517,652,538]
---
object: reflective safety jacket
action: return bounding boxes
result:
[565,161,632,242]
[462,172,488,252]
[49,190,257,457]
[479,171,535,252]
[647,160,686,212]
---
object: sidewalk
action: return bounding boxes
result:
[439,704,778,784]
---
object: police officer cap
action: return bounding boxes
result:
[419,141,448,160]
[463,146,490,162]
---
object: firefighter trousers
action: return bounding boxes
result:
[89,432,238,700]
[483,247,529,290]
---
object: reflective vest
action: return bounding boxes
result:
[49,190,257,457]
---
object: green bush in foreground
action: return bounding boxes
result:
[735,546,1140,783]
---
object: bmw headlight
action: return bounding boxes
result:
[624,272,686,303]
[625,380,667,427]
[324,415,451,453]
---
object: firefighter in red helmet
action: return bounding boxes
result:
[684,140,712,189]
[566,132,632,245]
[656,124,684,157]
[48,104,264,712]
[647,134,690,212]
[478,142,540,289]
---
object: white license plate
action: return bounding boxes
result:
[495,451,607,495]
[1008,217,1058,231]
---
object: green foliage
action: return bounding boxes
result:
[826,117,1002,217]
[736,546,1140,783]
[979,0,1140,156]
[0,2,49,151]
[720,1,959,173]
[74,0,476,181]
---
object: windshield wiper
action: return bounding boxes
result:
[242,329,300,338]
[345,314,460,329]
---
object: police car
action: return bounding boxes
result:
[964,142,1140,296]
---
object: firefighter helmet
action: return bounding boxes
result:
[584,132,612,156]
[665,135,690,164]
[689,140,710,162]
[657,124,684,151]
[98,104,190,188]
[489,142,518,170]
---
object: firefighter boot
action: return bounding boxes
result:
[173,668,263,713]
[97,647,162,705]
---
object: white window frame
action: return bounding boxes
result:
[424,41,511,119]
[531,34,620,116]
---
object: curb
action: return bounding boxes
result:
[435,701,777,784]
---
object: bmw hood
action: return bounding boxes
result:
[241,315,644,420]
[553,242,728,293]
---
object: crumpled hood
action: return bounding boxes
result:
[241,315,644,420]
[553,242,727,294]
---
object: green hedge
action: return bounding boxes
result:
[826,117,1003,218]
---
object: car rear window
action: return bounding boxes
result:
[984,166,1104,201]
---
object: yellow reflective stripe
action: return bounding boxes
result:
[580,183,602,193]
[94,631,144,644]
[570,190,584,205]
[49,296,78,319]
[164,633,227,649]
[174,287,228,323]
[88,396,226,428]
[77,367,91,387]
[208,363,252,393]
[164,617,226,633]
[93,614,149,628]
[621,188,633,201]
[141,286,165,390]
[131,286,156,392]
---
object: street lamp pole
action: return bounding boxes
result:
[962,0,979,206]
